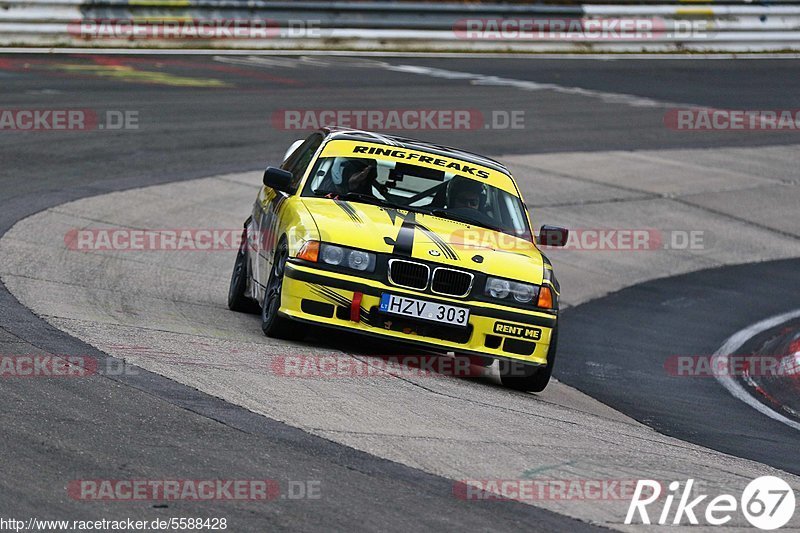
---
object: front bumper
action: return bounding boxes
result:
[281,261,556,365]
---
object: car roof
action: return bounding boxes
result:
[320,126,512,177]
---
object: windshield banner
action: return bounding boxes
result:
[319,140,518,195]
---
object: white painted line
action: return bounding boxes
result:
[2,47,800,59]
[712,309,800,432]
[382,63,695,108]
[211,54,697,107]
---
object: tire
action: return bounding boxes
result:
[261,240,304,340]
[499,326,558,392]
[227,228,260,314]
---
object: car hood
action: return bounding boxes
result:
[301,197,544,284]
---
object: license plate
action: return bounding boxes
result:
[379,293,469,327]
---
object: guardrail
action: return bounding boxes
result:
[1,0,799,51]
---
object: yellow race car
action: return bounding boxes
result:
[228,127,567,391]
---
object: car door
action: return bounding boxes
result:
[251,133,323,299]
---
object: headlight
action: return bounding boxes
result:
[485,277,510,299]
[512,283,535,303]
[321,244,345,265]
[348,250,371,271]
[318,243,376,273]
[485,276,539,305]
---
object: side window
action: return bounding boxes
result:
[282,133,323,191]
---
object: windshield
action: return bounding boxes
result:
[301,155,530,237]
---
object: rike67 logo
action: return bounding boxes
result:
[626,476,796,530]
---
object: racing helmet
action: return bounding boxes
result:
[446,176,486,209]
[330,157,348,185]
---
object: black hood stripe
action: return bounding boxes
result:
[333,199,362,224]
[416,222,459,261]
[392,211,416,257]
[384,207,398,226]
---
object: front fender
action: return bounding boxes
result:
[279,196,320,257]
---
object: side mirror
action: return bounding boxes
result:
[537,225,568,247]
[263,167,293,193]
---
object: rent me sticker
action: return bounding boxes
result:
[493,322,541,340]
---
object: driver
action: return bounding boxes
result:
[345,159,379,195]
[446,176,484,210]
[329,158,380,195]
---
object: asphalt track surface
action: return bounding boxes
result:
[558,258,800,476]
[1,53,799,530]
